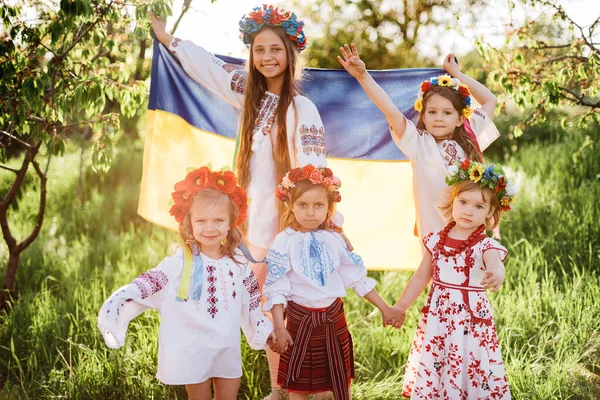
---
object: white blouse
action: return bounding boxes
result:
[168,38,328,249]
[391,108,500,239]
[97,249,272,385]
[262,228,377,310]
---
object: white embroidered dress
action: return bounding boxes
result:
[168,39,328,249]
[97,249,272,385]
[402,231,510,399]
[262,229,377,310]
[391,109,500,239]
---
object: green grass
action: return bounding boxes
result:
[0,125,599,399]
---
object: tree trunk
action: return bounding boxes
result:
[0,252,20,312]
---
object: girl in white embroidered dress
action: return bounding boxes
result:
[150,8,334,397]
[263,165,404,400]
[390,162,513,399]
[338,43,500,240]
[98,167,274,400]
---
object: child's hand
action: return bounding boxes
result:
[337,43,367,79]
[266,330,277,347]
[382,304,406,329]
[271,328,293,354]
[442,53,461,78]
[148,11,171,45]
[481,269,505,292]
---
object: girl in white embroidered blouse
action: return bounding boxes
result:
[149,8,333,396]
[98,167,275,400]
[262,165,404,400]
[338,43,501,241]
[390,161,515,399]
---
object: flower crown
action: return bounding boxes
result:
[276,164,342,203]
[414,75,474,119]
[446,160,516,211]
[239,4,307,52]
[169,166,248,226]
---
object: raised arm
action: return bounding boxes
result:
[337,43,407,139]
[442,53,497,119]
[148,11,173,47]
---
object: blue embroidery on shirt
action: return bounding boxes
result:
[265,250,289,286]
[346,250,365,271]
[300,232,334,286]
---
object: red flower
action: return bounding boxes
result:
[169,203,189,224]
[210,170,238,194]
[288,167,303,183]
[248,10,263,22]
[173,180,196,200]
[309,170,323,184]
[458,85,470,98]
[333,191,342,203]
[185,166,210,188]
[460,159,471,171]
[421,81,432,92]
[276,186,288,201]
[229,186,248,226]
[495,177,506,193]
[321,167,333,178]
[301,164,315,178]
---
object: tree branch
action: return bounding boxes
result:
[17,158,48,253]
[0,165,19,174]
[0,130,33,149]
[170,0,192,35]
[559,86,600,109]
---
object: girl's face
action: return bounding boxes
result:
[189,197,231,255]
[252,28,288,90]
[422,94,464,141]
[292,186,330,232]
[451,189,494,232]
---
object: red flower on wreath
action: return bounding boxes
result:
[495,176,506,193]
[421,81,432,93]
[301,164,315,178]
[458,85,471,98]
[460,159,471,171]
[321,167,333,178]
[288,167,303,183]
[309,170,323,184]
[277,164,342,203]
[210,170,238,194]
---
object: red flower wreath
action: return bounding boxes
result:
[169,166,248,226]
[277,164,342,203]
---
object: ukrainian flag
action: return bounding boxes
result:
[139,39,444,271]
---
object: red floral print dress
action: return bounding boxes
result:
[402,231,511,399]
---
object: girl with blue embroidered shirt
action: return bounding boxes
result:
[391,160,515,398]
[338,44,501,240]
[98,166,274,400]
[263,164,404,400]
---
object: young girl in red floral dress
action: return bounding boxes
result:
[392,160,516,399]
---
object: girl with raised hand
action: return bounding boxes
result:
[338,44,500,240]
[391,160,515,398]
[150,6,333,397]
[263,164,404,400]
[98,166,274,400]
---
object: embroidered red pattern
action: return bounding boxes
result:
[230,71,247,94]
[253,94,279,136]
[243,274,261,311]
[206,265,219,318]
[299,124,326,156]
[132,271,168,299]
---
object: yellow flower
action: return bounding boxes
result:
[438,75,452,86]
[469,164,484,182]
[462,107,473,119]
[414,98,423,112]
[501,196,513,206]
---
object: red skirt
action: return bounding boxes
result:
[277,298,355,397]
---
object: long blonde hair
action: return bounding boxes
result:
[178,189,243,261]
[236,26,303,190]
[417,86,484,163]
[439,181,502,229]
[279,181,336,232]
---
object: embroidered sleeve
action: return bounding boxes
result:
[335,234,377,297]
[167,38,245,109]
[97,256,176,348]
[240,264,273,350]
[480,238,508,262]
[422,231,438,255]
[391,116,426,161]
[293,98,327,167]
[467,108,500,151]
[262,233,293,311]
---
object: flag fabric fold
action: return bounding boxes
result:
[139,39,445,270]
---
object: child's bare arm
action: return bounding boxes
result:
[481,249,506,292]
[270,304,293,354]
[337,43,407,139]
[442,53,497,119]
[393,251,433,318]
[148,11,173,47]
[362,289,405,328]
